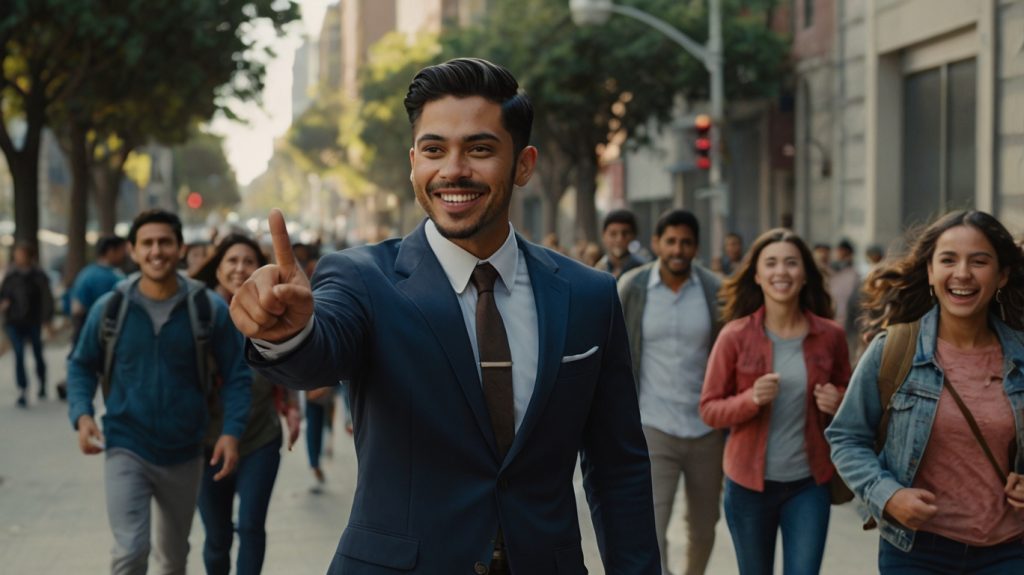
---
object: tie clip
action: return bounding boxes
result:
[480,361,513,368]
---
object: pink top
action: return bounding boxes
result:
[913,339,1024,545]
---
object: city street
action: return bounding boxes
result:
[0,338,878,574]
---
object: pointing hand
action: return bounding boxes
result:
[229,209,314,343]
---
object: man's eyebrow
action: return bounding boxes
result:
[415,133,445,145]
[465,133,500,143]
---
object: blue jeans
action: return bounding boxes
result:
[879,531,1024,574]
[198,437,282,575]
[5,324,45,394]
[306,400,326,469]
[723,477,831,575]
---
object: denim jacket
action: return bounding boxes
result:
[825,306,1024,551]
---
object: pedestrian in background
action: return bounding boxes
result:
[67,209,252,575]
[597,209,645,278]
[0,241,54,407]
[193,233,301,575]
[712,232,744,277]
[619,209,725,575]
[701,228,850,575]
[829,239,861,361]
[827,210,1024,573]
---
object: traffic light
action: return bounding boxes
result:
[186,191,203,210]
[694,114,712,170]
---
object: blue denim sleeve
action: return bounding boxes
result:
[209,292,252,439]
[826,333,906,521]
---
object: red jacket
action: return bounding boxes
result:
[699,307,850,492]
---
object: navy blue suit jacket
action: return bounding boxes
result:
[249,221,659,574]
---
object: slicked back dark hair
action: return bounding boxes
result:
[128,209,183,246]
[655,209,700,241]
[404,58,533,156]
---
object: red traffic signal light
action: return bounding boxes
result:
[694,114,712,171]
[186,191,203,210]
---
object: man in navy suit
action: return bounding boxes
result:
[230,58,660,574]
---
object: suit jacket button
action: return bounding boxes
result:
[474,561,489,574]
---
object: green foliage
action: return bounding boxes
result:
[356,32,441,199]
[172,130,240,216]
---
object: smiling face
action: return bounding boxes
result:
[130,223,183,286]
[216,242,261,297]
[603,223,635,259]
[654,224,697,280]
[927,225,1008,325]
[409,95,536,258]
[755,240,806,308]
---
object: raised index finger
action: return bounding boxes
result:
[269,209,297,273]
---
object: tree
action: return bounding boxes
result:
[172,131,240,221]
[0,1,95,252]
[2,0,299,279]
[440,0,789,241]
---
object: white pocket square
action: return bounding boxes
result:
[561,346,599,363]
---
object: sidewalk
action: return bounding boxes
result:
[0,339,878,573]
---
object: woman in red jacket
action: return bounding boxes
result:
[700,228,851,575]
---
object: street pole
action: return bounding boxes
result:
[707,0,726,251]
[570,0,728,248]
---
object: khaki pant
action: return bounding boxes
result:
[643,426,726,575]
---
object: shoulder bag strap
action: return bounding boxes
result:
[941,376,1008,485]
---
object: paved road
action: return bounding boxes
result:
[0,338,879,573]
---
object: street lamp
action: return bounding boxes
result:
[569,0,727,241]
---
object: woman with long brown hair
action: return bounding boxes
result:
[827,211,1024,573]
[701,228,850,574]
[193,233,301,575]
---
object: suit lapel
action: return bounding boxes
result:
[394,222,500,460]
[503,238,570,468]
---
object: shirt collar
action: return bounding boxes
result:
[647,262,702,291]
[424,219,519,295]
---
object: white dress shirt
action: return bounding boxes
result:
[255,221,540,432]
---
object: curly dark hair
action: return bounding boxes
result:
[860,210,1024,342]
[720,228,833,322]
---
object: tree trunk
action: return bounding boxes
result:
[574,153,599,244]
[64,119,90,287]
[93,146,130,234]
[8,152,42,252]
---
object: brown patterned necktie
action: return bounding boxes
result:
[470,262,515,458]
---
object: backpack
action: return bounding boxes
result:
[875,321,921,449]
[98,283,214,399]
[843,321,920,525]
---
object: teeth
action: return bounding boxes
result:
[950,289,975,296]
[440,193,480,204]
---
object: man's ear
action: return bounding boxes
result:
[514,146,538,187]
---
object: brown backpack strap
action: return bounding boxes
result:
[941,376,1008,484]
[875,321,920,451]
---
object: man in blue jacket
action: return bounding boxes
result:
[231,58,660,574]
[68,209,251,575]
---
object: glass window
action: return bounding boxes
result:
[901,58,976,228]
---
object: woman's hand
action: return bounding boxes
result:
[813,383,842,415]
[883,488,939,530]
[1004,472,1024,510]
[751,373,781,406]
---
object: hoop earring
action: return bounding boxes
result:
[996,288,1006,322]
[929,286,935,300]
